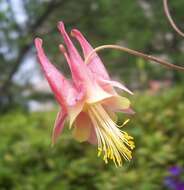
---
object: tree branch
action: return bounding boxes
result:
[0,0,65,92]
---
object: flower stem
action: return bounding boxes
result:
[84,44,184,72]
[163,0,184,38]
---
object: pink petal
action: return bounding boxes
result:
[71,29,110,80]
[57,22,94,89]
[52,109,67,144]
[58,22,112,104]
[59,44,85,104]
[99,79,133,95]
[34,38,78,107]
[71,29,116,95]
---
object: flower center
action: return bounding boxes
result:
[87,103,135,167]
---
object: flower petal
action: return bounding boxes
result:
[34,38,78,107]
[59,43,112,104]
[87,126,97,145]
[71,29,127,95]
[86,83,112,104]
[57,22,94,89]
[72,112,93,142]
[52,109,67,145]
[99,79,133,95]
[103,96,131,111]
[59,44,85,105]
[68,101,84,128]
[71,29,110,80]
[58,22,113,103]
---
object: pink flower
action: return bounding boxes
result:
[34,21,135,166]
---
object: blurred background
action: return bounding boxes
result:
[0,0,184,189]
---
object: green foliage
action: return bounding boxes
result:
[0,87,184,189]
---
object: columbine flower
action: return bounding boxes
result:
[34,21,135,166]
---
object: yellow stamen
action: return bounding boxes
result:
[119,119,130,128]
[87,103,135,167]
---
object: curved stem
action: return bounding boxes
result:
[84,45,184,72]
[163,0,184,37]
